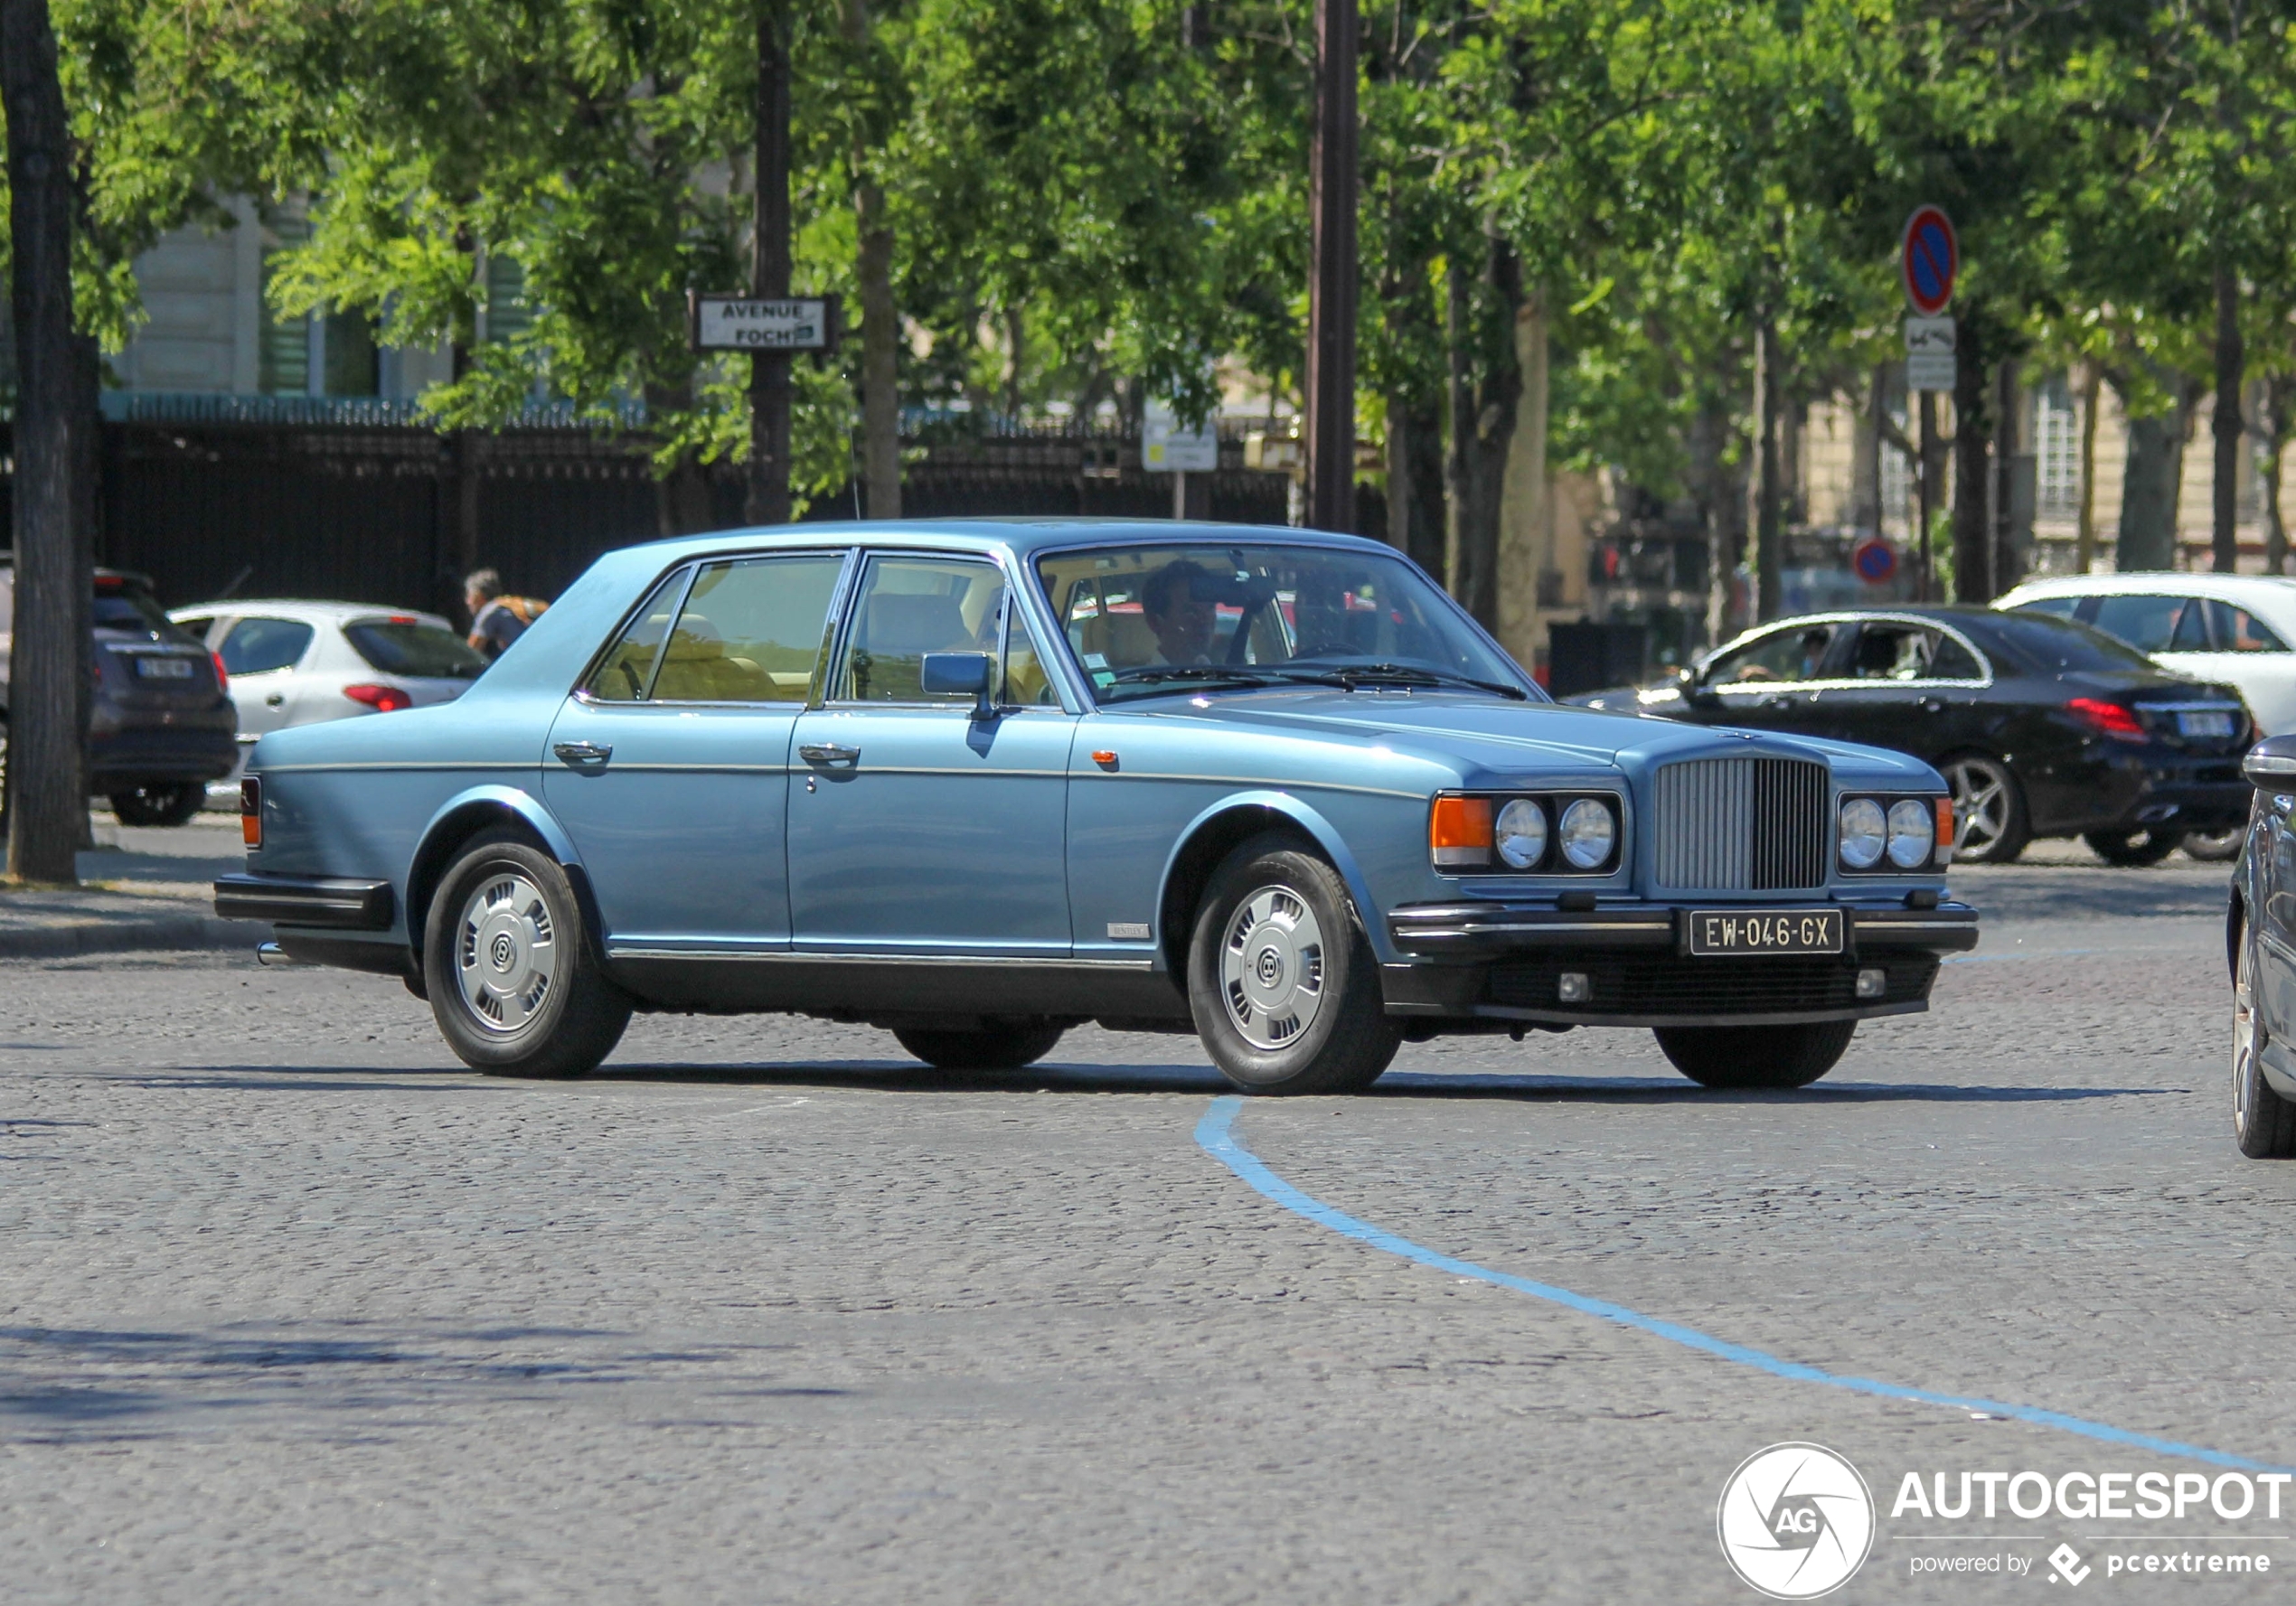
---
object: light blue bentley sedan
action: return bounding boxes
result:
[213,521,1977,1094]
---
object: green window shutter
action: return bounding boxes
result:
[485,254,532,345]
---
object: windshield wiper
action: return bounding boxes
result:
[1268,662,1529,700]
[1103,665,1286,690]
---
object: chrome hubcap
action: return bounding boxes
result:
[2236,936,2259,1132]
[456,872,557,1033]
[1219,884,1326,1050]
[1945,759,2009,857]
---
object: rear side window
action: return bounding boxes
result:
[346,622,485,680]
[1993,611,2161,673]
[219,617,315,675]
[650,555,844,702]
[2204,599,2289,653]
[2088,594,2185,653]
[2009,596,2083,621]
[587,572,688,701]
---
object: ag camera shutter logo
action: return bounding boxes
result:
[1717,1442,1876,1599]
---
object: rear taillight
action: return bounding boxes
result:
[212,651,230,692]
[343,682,413,713]
[240,776,262,849]
[2067,697,2148,743]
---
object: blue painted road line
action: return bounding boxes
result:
[1194,1094,2293,1475]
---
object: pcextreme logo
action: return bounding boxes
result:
[1717,1442,1877,1600]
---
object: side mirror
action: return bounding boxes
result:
[2245,734,2296,789]
[1684,671,1722,709]
[921,651,995,720]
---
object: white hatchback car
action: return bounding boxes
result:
[168,600,485,800]
[1996,573,2296,733]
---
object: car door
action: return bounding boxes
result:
[543,549,850,952]
[1684,622,1846,732]
[214,615,318,739]
[786,551,1077,957]
[1797,619,1990,761]
[2160,597,2296,735]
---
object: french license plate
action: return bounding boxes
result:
[2178,709,2235,739]
[133,656,194,680]
[1687,907,1843,956]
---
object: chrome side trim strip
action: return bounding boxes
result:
[606,947,1153,970]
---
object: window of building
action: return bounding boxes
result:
[2035,373,2081,521]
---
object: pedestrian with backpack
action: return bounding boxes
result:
[465,568,550,662]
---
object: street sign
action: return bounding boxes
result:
[690,294,840,352]
[1143,402,1218,474]
[1852,537,1898,586]
[1899,206,1958,315]
[1904,315,1956,393]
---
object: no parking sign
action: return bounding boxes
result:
[1853,538,1898,587]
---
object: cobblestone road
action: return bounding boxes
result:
[1,857,2282,1603]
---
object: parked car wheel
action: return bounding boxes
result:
[422,829,632,1078]
[1187,833,1401,1095]
[892,1020,1067,1070]
[2182,825,2245,863]
[2084,828,2183,868]
[108,783,206,827]
[2234,923,2296,1158]
[1940,753,2029,865]
[1653,1019,1858,1089]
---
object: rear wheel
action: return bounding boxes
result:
[892,1020,1067,1070]
[2084,828,2182,868]
[2234,925,2296,1158]
[423,829,632,1077]
[108,782,205,827]
[1941,753,2028,865]
[1187,832,1402,1095]
[1653,1019,1858,1089]
[2182,825,2245,864]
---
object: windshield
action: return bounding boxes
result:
[1988,611,2166,675]
[1035,542,1532,704]
[345,620,486,680]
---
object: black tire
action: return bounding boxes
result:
[2234,923,2296,1158]
[1652,1019,1858,1089]
[2182,825,2245,864]
[422,828,632,1077]
[1186,831,1402,1095]
[1940,752,2028,865]
[109,782,205,827]
[892,1020,1067,1070]
[2084,828,2181,868]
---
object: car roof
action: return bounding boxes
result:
[1999,571,2296,600]
[604,518,1402,567]
[166,599,456,630]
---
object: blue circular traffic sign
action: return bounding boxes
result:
[1853,537,1898,586]
[1900,205,1958,315]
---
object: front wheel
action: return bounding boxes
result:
[2084,828,2181,868]
[1941,754,2028,865]
[1187,832,1402,1095]
[893,1020,1067,1070]
[109,782,205,827]
[2234,925,2296,1158]
[2182,825,2245,864]
[423,829,632,1077]
[1653,1019,1858,1089]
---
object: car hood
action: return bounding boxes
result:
[1126,689,1940,784]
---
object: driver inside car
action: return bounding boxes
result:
[1142,560,1220,666]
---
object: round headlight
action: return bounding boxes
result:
[1839,797,1887,870]
[1887,798,1935,869]
[1557,798,1616,869]
[1495,798,1548,869]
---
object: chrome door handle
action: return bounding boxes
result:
[553,740,613,765]
[798,742,861,766]
[1920,697,1945,713]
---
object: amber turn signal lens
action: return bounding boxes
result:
[1091,749,1119,769]
[1430,795,1493,869]
[240,776,262,849]
[1934,795,1954,859]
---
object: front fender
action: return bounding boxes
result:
[1156,789,1400,967]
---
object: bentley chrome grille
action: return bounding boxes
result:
[1653,756,1830,891]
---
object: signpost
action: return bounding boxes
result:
[1144,401,1219,520]
[691,294,840,352]
[1898,205,1959,604]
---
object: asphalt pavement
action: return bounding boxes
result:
[0,845,2282,1603]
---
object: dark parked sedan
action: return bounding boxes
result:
[1572,606,2252,865]
[0,561,239,826]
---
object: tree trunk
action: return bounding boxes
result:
[1991,359,2022,595]
[746,0,794,526]
[853,177,899,518]
[1851,367,1886,536]
[1689,398,1740,643]
[2117,372,2198,572]
[2256,376,2287,575]
[1950,315,1992,603]
[2075,362,2102,573]
[1495,286,1549,666]
[1746,315,1783,623]
[3,0,97,885]
[2214,258,2244,573]
[1916,390,1942,601]
[1442,239,1520,631]
[1385,395,1412,551]
[1442,260,1472,600]
[1401,397,1445,577]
